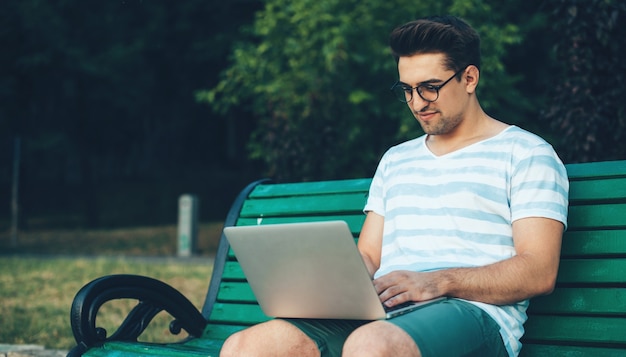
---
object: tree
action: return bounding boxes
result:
[0,0,262,228]
[201,0,533,181]
[541,0,626,163]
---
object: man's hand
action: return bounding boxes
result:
[373,270,441,308]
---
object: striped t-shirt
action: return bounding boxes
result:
[364,126,569,357]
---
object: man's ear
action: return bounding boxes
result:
[464,65,480,94]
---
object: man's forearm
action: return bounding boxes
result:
[434,253,558,305]
[361,253,379,278]
[375,251,559,307]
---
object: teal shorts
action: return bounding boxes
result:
[283,298,507,357]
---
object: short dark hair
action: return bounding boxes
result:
[389,15,481,74]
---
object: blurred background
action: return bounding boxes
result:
[1,0,625,242]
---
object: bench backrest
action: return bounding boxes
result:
[201,160,626,355]
[520,160,626,356]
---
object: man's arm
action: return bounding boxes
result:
[357,211,385,278]
[373,217,564,307]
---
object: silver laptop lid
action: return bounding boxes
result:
[223,220,388,320]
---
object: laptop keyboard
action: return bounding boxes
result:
[383,301,415,313]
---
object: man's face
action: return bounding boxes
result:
[397,53,468,136]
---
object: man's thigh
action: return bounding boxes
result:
[388,298,507,357]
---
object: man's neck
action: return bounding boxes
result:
[425,110,509,157]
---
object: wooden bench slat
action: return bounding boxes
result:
[114,341,217,356]
[557,258,626,284]
[249,179,371,198]
[528,288,626,315]
[221,257,626,285]
[239,192,368,217]
[569,177,626,202]
[198,324,247,341]
[83,341,219,357]
[221,261,246,281]
[567,203,626,230]
[562,230,626,256]
[520,344,626,357]
[235,214,366,233]
[216,282,257,302]
[522,315,626,345]
[209,303,270,325]
[84,348,152,357]
[220,259,626,288]
[566,160,626,179]
[85,348,173,357]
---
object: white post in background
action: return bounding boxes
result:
[11,137,21,248]
[177,194,198,257]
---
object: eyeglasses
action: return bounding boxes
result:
[390,67,466,103]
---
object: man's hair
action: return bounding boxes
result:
[389,15,481,74]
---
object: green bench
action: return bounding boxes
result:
[67,159,626,356]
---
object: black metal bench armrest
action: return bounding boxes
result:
[68,274,207,357]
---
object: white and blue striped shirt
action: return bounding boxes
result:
[364,126,569,357]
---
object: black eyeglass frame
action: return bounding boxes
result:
[390,66,468,103]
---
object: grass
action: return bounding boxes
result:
[0,223,224,351]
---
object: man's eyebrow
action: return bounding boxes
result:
[420,78,444,84]
[398,78,444,86]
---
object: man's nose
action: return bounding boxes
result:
[410,91,430,112]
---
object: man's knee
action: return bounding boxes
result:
[342,321,421,357]
[219,320,319,357]
[219,330,244,357]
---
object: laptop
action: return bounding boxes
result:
[223,220,445,320]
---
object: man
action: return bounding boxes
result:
[220,15,568,357]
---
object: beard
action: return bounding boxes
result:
[414,109,463,136]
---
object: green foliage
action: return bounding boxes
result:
[0,0,262,227]
[541,0,626,163]
[203,0,532,181]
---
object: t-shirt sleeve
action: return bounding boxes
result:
[363,153,387,217]
[510,144,569,228]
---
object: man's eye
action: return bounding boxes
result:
[401,87,412,93]
[420,84,438,93]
